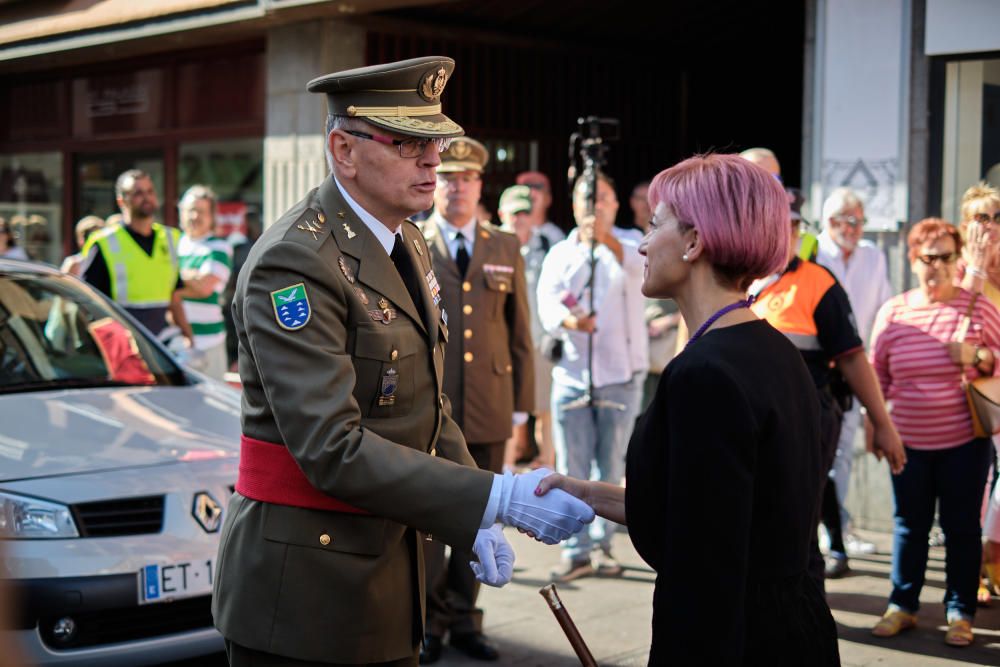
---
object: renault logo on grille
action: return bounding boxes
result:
[192,492,223,533]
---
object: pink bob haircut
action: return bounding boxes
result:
[648,153,791,291]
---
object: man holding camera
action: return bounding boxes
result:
[536,171,648,582]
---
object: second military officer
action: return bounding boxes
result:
[419,139,535,663]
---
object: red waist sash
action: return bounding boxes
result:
[235,434,369,514]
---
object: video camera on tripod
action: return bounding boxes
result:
[560,116,623,413]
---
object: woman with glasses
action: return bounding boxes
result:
[870,218,1000,646]
[958,182,1000,606]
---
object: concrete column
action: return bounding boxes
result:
[806,0,915,531]
[263,20,365,227]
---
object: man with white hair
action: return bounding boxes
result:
[816,186,895,578]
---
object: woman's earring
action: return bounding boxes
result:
[682,253,690,262]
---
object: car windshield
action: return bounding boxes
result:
[0,270,186,392]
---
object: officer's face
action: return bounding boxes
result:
[339,126,443,222]
[434,170,482,224]
[119,176,159,220]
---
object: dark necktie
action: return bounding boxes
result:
[455,231,470,278]
[390,233,423,312]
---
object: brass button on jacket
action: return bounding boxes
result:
[463,352,474,363]
[319,534,332,546]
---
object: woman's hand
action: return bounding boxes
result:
[534,472,594,505]
[965,220,992,271]
[946,341,977,367]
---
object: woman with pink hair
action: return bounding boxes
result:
[538,154,839,665]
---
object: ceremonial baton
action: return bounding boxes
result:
[539,584,598,667]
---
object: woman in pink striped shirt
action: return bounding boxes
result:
[869,218,1000,647]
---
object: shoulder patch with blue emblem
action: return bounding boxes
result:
[271,283,311,331]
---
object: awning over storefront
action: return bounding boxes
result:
[0,0,249,46]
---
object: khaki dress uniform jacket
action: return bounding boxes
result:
[420,216,535,443]
[212,176,494,665]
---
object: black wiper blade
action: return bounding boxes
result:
[0,378,148,394]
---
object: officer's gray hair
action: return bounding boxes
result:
[821,187,864,227]
[324,115,369,172]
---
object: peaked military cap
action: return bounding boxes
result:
[438,137,489,173]
[307,56,464,139]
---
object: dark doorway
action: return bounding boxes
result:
[373,1,807,231]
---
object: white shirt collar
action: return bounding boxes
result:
[333,176,400,255]
[436,215,479,259]
[438,216,477,241]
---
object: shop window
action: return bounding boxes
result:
[0,153,62,266]
[178,138,262,241]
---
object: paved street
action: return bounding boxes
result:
[176,529,1000,666]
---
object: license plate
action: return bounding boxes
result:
[139,559,214,604]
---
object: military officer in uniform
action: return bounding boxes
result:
[212,56,594,667]
[419,139,535,663]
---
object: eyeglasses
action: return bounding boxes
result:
[521,182,547,191]
[972,212,1000,225]
[343,130,451,159]
[916,252,958,266]
[833,215,867,229]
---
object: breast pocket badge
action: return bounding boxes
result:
[271,283,311,331]
[379,367,399,406]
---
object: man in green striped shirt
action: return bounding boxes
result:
[176,185,233,380]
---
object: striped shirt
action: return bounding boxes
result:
[870,287,1000,449]
[178,235,232,351]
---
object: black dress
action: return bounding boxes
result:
[626,320,840,666]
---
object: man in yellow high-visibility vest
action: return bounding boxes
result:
[80,169,193,344]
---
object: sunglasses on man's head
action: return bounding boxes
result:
[972,212,1000,225]
[916,252,958,266]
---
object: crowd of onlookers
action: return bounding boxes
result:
[10,149,1000,645]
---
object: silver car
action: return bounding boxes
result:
[0,260,240,666]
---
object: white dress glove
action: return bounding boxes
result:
[470,524,515,587]
[496,468,595,545]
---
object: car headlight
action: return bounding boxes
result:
[0,491,79,538]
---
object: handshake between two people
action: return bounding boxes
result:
[469,468,594,588]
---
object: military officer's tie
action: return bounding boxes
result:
[455,231,470,278]
[390,233,424,312]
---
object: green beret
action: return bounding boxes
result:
[307,56,463,139]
